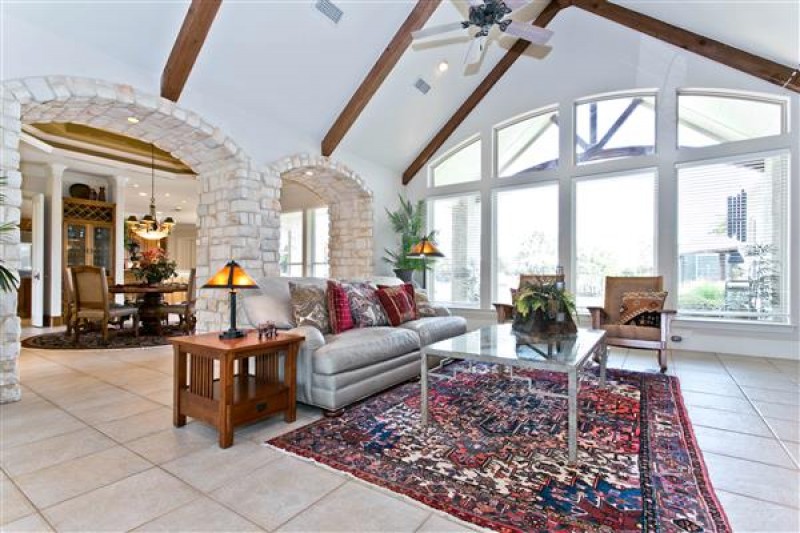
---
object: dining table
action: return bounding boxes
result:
[109,282,188,335]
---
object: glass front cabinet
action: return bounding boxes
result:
[63,198,116,277]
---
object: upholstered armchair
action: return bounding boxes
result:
[164,268,197,335]
[72,266,139,344]
[587,276,675,373]
[493,274,566,324]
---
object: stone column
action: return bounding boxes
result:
[1,90,22,403]
[46,163,66,324]
[111,175,126,303]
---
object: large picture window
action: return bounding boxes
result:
[677,153,789,322]
[496,109,559,177]
[429,193,482,306]
[678,92,787,148]
[279,211,304,276]
[574,171,656,308]
[575,94,656,164]
[494,183,558,302]
[431,138,482,187]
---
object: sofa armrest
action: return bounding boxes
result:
[586,307,607,329]
[427,305,452,317]
[287,325,325,351]
[286,325,325,403]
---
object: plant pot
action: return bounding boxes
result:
[393,269,414,284]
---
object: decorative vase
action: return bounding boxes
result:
[98,186,106,202]
[393,269,414,284]
[89,188,98,201]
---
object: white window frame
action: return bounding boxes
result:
[279,207,329,278]
[428,134,482,189]
[493,104,559,180]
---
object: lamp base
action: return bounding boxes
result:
[219,329,246,340]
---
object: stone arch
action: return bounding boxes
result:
[0,76,281,403]
[268,153,373,279]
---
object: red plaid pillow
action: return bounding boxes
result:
[327,280,354,334]
[376,283,418,326]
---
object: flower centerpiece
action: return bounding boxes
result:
[131,248,177,286]
[513,281,578,337]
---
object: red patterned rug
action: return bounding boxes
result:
[269,363,730,532]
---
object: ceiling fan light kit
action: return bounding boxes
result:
[411,0,554,68]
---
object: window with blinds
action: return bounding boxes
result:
[677,152,789,322]
[429,193,482,306]
[494,183,559,302]
[574,171,657,308]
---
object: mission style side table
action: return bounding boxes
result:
[170,330,304,448]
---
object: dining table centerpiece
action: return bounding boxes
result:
[513,280,578,337]
[131,248,177,286]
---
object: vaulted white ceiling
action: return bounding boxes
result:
[2,0,797,178]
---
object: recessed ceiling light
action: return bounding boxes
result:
[164,193,170,197]
[132,183,139,188]
[181,200,187,204]
[304,170,314,176]
[438,60,449,73]
[127,116,140,124]
[138,192,147,197]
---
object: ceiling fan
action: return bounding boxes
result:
[411,0,554,67]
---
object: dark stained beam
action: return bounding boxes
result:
[403,1,563,184]
[571,0,800,93]
[161,0,222,101]
[321,0,443,157]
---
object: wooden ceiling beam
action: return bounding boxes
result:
[402,1,563,184]
[161,0,223,102]
[571,0,800,94]
[321,0,442,157]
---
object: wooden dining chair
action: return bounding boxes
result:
[63,267,78,336]
[71,266,139,345]
[163,268,197,335]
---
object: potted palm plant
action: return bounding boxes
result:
[383,195,436,283]
[0,176,19,292]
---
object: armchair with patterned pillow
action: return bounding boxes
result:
[587,276,676,373]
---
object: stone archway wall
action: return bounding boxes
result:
[0,76,281,403]
[269,154,373,279]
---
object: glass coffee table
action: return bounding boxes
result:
[420,323,607,463]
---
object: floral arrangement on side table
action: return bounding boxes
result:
[131,248,177,285]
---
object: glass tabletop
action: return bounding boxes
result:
[424,323,606,370]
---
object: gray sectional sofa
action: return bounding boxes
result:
[238,276,467,413]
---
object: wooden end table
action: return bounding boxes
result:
[170,330,304,448]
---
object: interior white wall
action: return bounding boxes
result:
[406,8,800,360]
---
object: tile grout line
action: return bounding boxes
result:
[0,464,59,532]
[713,486,800,511]
[716,353,800,470]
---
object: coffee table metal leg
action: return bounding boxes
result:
[420,351,429,427]
[568,369,577,463]
[599,342,608,386]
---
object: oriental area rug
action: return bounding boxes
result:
[21,325,185,350]
[269,363,730,533]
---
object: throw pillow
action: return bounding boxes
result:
[327,280,354,334]
[619,291,668,326]
[344,282,389,328]
[289,282,330,334]
[414,289,438,317]
[376,283,419,326]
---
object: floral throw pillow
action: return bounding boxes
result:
[327,280,354,334]
[344,282,389,328]
[289,282,330,334]
[619,291,667,327]
[376,283,419,326]
[414,289,438,318]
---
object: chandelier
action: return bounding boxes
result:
[126,145,175,241]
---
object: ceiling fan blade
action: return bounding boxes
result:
[464,35,486,67]
[502,21,553,45]
[503,0,531,10]
[412,22,467,41]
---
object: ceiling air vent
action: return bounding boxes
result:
[315,0,343,24]
[414,78,431,95]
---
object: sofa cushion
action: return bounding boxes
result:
[313,327,421,375]
[398,316,467,347]
[601,324,662,342]
[327,280,354,334]
[290,282,330,334]
[345,282,389,328]
[376,283,418,326]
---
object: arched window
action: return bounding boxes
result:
[430,137,481,187]
[495,107,559,177]
[574,93,656,164]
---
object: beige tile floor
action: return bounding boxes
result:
[1,335,798,532]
